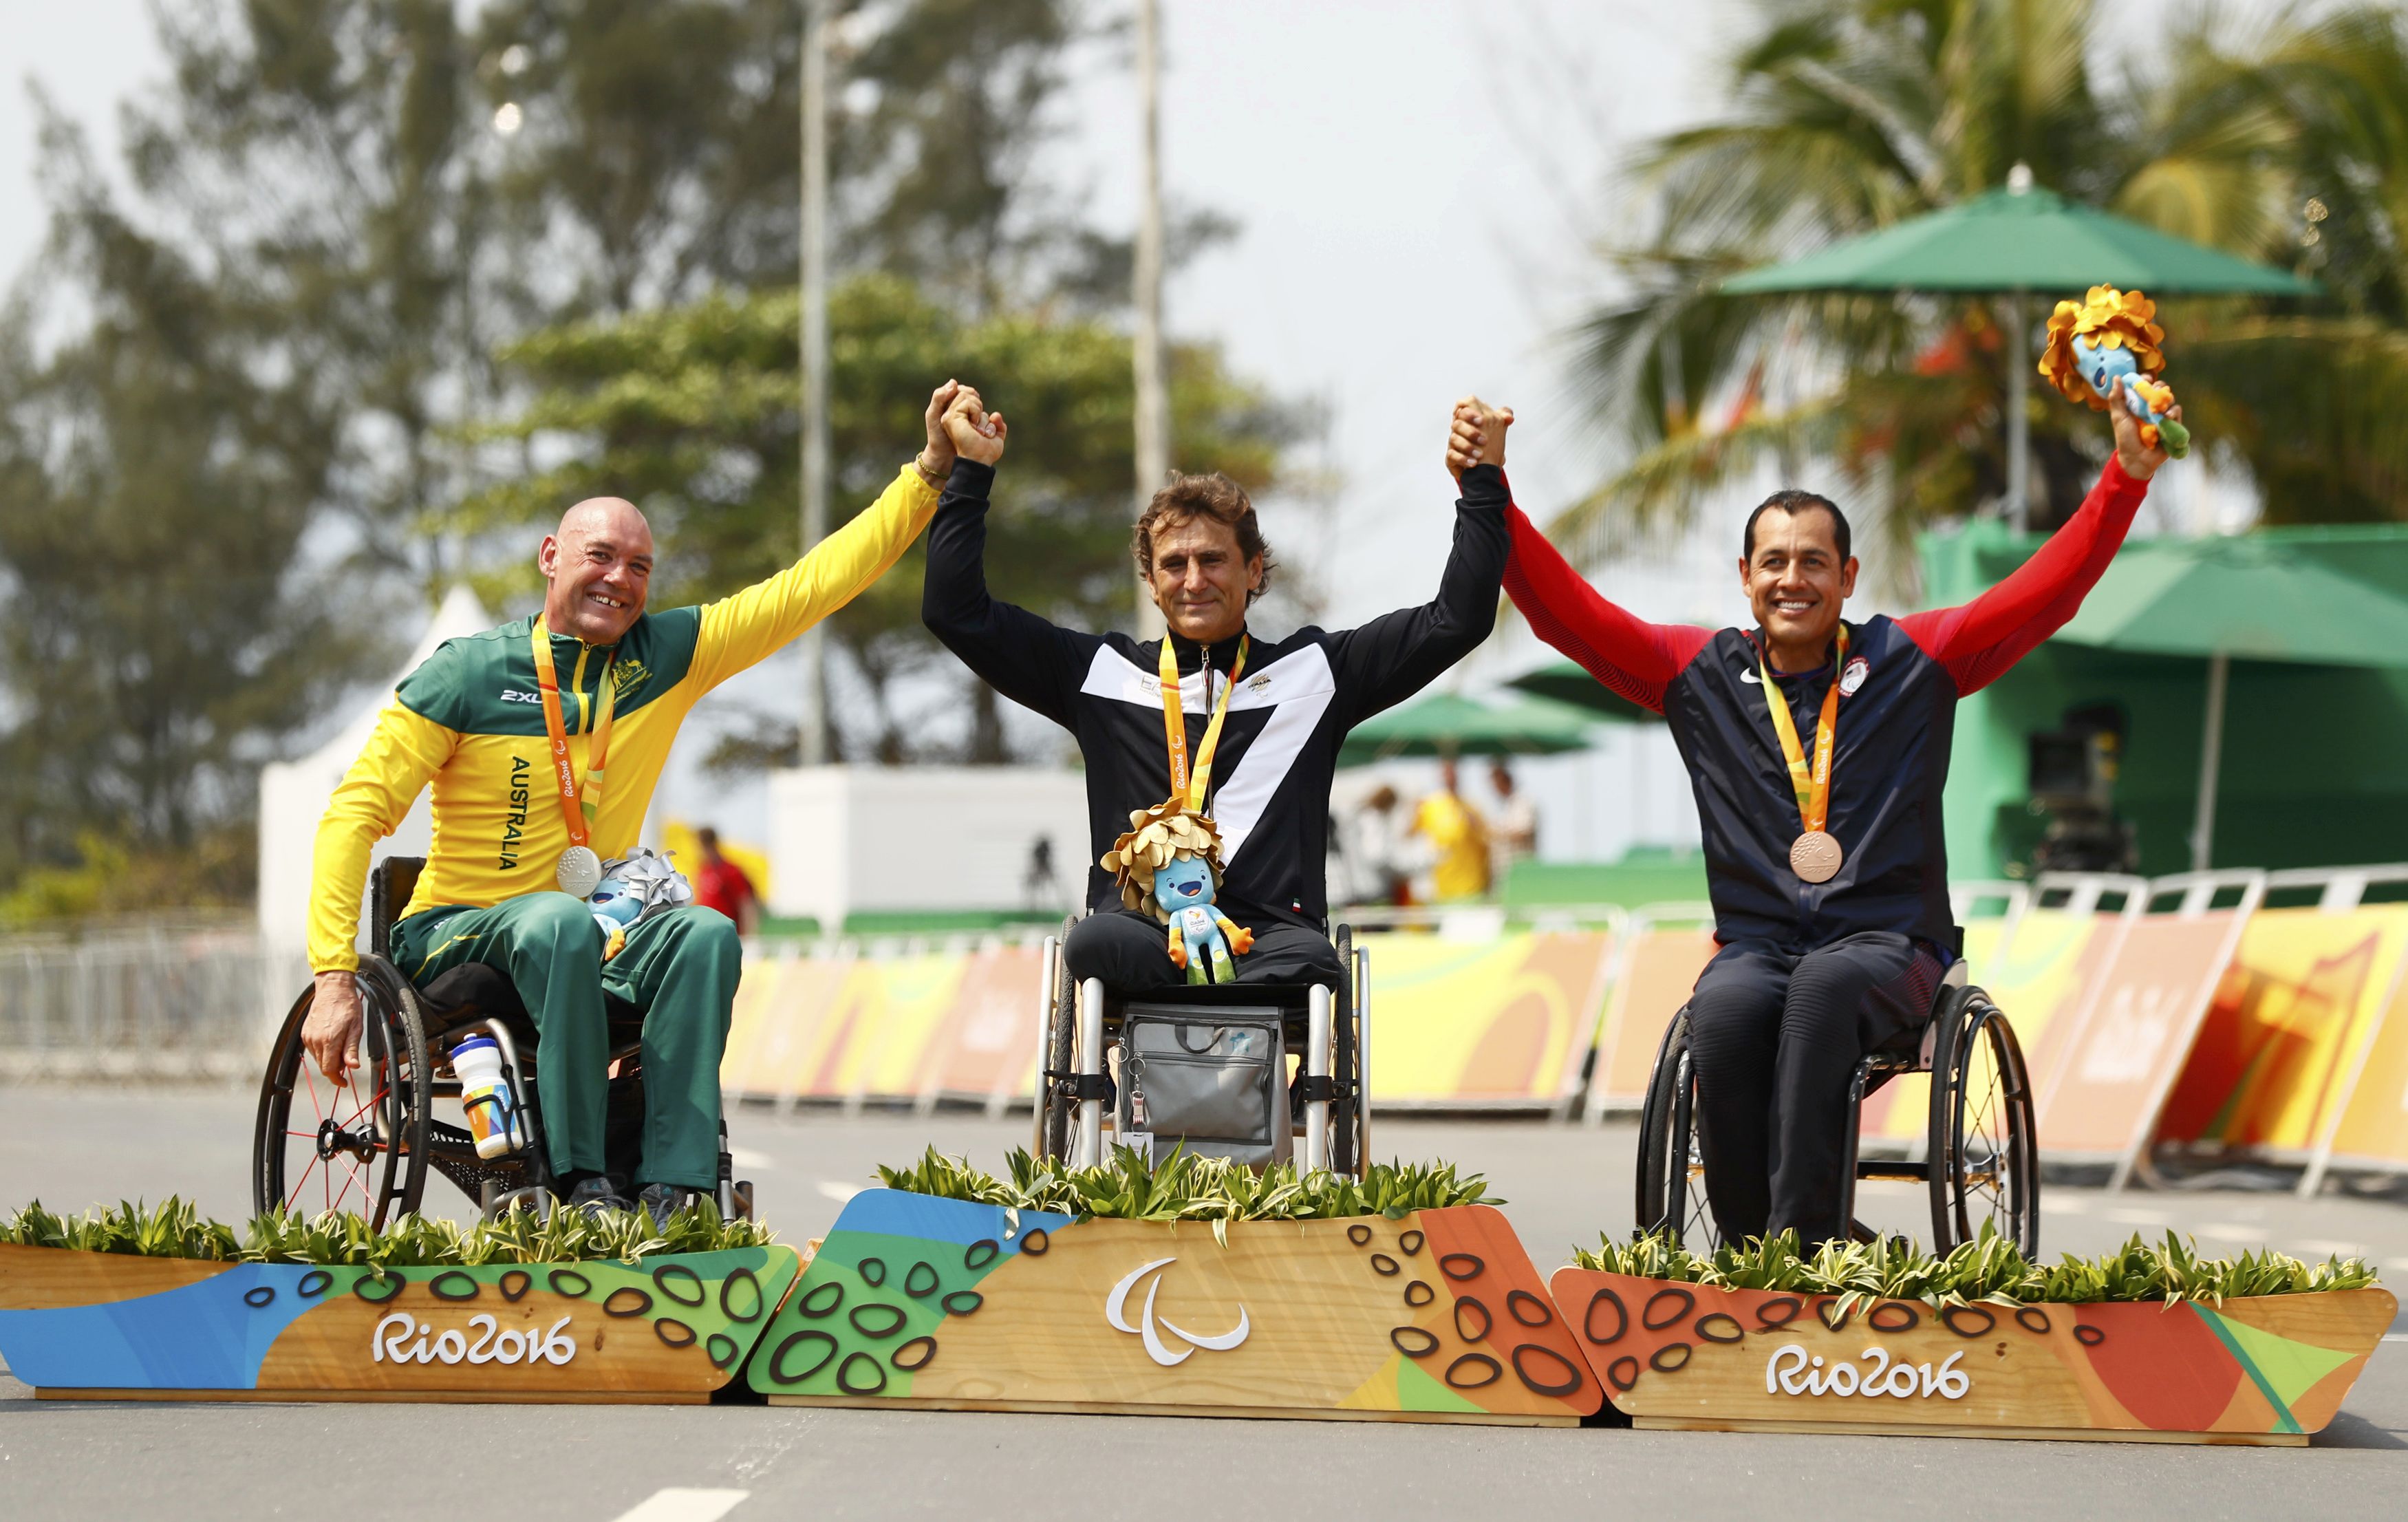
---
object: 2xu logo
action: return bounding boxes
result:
[371,1311,577,1367]
[1765,1343,1968,1401]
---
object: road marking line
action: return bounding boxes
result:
[610,1488,751,1522]
[817,1181,864,1204]
[729,1147,776,1169]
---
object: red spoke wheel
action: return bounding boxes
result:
[254,957,430,1229]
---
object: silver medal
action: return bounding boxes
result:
[556,844,603,899]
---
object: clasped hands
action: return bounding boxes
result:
[916,380,1009,485]
[1445,396,1514,482]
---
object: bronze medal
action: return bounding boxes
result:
[1756,627,1849,886]
[1789,830,1842,884]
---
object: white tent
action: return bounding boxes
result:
[257,586,492,960]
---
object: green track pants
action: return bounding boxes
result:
[391,894,740,1190]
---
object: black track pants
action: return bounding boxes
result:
[1684,932,1946,1246]
[1063,909,1346,992]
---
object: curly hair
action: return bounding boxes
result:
[1131,472,1275,603]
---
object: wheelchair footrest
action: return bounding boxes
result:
[1855,1158,1930,1181]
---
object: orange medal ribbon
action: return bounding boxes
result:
[529,619,619,893]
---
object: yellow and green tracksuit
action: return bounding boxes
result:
[310,462,938,1186]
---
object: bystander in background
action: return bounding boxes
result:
[690,827,760,936]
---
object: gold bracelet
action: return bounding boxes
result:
[914,451,948,488]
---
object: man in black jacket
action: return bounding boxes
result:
[923,392,1512,992]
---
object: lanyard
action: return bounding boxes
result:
[1755,624,1847,835]
[1157,634,1249,813]
[528,619,619,848]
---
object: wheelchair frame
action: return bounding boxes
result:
[1031,917,1371,1177]
[251,857,753,1226]
[1635,961,2041,1254]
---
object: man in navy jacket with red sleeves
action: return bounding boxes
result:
[1476,389,2176,1246]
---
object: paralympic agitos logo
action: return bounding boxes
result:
[1104,1256,1249,1366]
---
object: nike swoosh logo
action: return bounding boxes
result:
[1740,670,1761,685]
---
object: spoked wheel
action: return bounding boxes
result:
[1926,988,2041,1255]
[1036,917,1078,1164]
[1635,1009,1721,1250]
[253,957,430,1228]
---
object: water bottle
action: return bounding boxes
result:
[452,1036,520,1159]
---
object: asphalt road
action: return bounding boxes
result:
[5,1087,2407,1521]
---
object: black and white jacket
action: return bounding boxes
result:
[922,460,1512,932]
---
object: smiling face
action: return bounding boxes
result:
[1740,505,1857,668]
[1152,854,1216,916]
[540,497,654,645]
[1147,514,1263,645]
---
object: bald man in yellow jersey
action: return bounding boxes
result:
[303,381,976,1216]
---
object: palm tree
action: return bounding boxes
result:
[1555,0,2401,568]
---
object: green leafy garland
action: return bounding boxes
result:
[1573,1228,2381,1307]
[2,1196,776,1266]
[877,1146,1497,1223]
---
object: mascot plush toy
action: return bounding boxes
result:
[586,847,693,961]
[1101,800,1255,984]
[2039,284,2191,459]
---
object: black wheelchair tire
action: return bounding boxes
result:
[1333,923,1360,1179]
[1038,916,1079,1164]
[1925,987,2041,1256]
[253,958,431,1228]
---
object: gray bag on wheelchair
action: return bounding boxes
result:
[1116,1003,1289,1168]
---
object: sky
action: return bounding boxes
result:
[0,0,2259,865]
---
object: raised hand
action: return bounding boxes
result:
[2107,379,2175,482]
[916,380,962,484]
[943,385,1009,466]
[1445,395,1515,481]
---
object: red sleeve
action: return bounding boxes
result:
[1503,503,1713,714]
[1898,456,2151,695]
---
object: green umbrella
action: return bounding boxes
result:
[1722,172,2315,531]
[2041,536,2408,871]
[1505,660,1664,725]
[1721,184,2316,298]
[1337,691,1598,767]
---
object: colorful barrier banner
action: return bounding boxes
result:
[719,931,1615,1111]
[1860,908,2127,1142]
[2034,911,2251,1168]
[1584,925,1718,1113]
[2321,974,2408,1172]
[2155,908,2408,1156]
[1358,931,1615,1106]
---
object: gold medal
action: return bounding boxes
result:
[1789,830,1842,883]
[1756,627,1849,885]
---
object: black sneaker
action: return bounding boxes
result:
[637,1183,702,1221]
[565,1175,633,1219]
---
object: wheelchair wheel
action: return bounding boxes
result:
[1333,923,1360,1177]
[1634,1009,1720,1251]
[1037,917,1078,1164]
[1926,986,2040,1256]
[253,957,431,1228]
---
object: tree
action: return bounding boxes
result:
[1554,0,2402,568]
[449,274,1298,762]
[0,119,374,898]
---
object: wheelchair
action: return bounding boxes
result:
[1032,916,1370,1177]
[252,857,753,1228]
[1634,961,2039,1254]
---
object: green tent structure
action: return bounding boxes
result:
[1925,522,2408,877]
[1337,690,1598,767]
[1503,660,1662,725]
[1723,171,2315,532]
